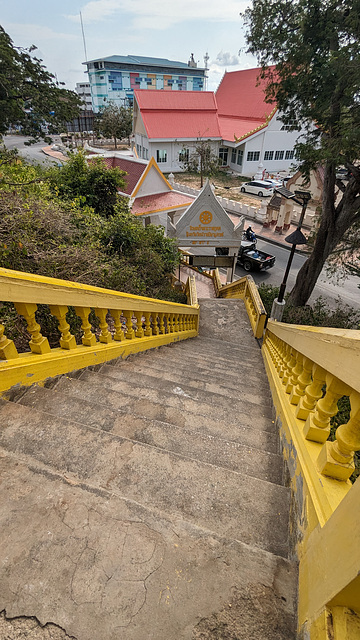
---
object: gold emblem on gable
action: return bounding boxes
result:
[199,211,213,224]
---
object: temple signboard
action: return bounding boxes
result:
[168,181,244,249]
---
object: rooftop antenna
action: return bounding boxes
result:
[204,51,209,90]
[80,11,88,62]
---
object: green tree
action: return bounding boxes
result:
[243,0,360,306]
[0,26,81,141]
[96,103,133,149]
[181,139,221,187]
[46,151,127,217]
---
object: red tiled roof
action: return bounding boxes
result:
[134,89,221,139]
[135,90,217,111]
[140,111,221,140]
[90,156,147,195]
[216,67,276,120]
[132,191,194,215]
[218,116,268,143]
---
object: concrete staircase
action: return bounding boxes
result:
[0,299,297,640]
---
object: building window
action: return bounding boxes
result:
[237,150,243,165]
[247,151,260,162]
[156,150,167,163]
[231,149,237,164]
[275,150,284,160]
[219,147,228,165]
[264,150,274,161]
[179,148,189,163]
[285,150,294,159]
[136,144,142,157]
[280,120,297,131]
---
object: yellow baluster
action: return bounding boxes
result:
[278,341,288,379]
[295,364,326,421]
[95,308,113,344]
[290,356,313,406]
[0,323,19,360]
[134,311,144,338]
[143,312,152,337]
[283,348,296,390]
[151,313,159,336]
[109,309,125,341]
[15,302,51,355]
[303,374,351,444]
[74,307,97,346]
[158,313,165,334]
[317,391,360,481]
[174,314,180,332]
[287,351,303,396]
[179,314,184,332]
[123,310,135,340]
[168,313,174,333]
[49,305,77,350]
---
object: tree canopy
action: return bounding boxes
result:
[46,151,127,218]
[95,103,133,149]
[243,0,360,305]
[0,25,81,141]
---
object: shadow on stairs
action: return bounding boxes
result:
[0,299,297,640]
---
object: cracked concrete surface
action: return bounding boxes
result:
[0,300,297,639]
[0,456,296,640]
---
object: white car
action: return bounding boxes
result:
[240,180,274,197]
[263,178,283,188]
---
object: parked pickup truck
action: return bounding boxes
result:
[216,241,276,272]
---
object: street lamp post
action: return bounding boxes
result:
[270,188,311,320]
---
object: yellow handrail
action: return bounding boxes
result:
[262,319,360,634]
[0,267,199,393]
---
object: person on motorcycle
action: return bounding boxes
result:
[245,226,256,242]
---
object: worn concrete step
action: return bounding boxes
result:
[0,453,297,640]
[197,299,261,349]
[110,358,272,400]
[51,375,275,435]
[74,369,274,423]
[141,337,266,370]
[18,384,279,454]
[17,386,282,482]
[114,347,270,387]
[128,344,268,381]
[0,399,290,557]
[167,334,262,357]
[95,364,273,413]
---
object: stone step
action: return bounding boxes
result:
[74,369,274,422]
[52,375,275,435]
[110,357,272,399]
[128,344,268,381]
[0,399,290,558]
[17,386,282,482]
[197,299,262,349]
[115,351,270,390]
[0,453,297,640]
[139,337,266,370]
[95,364,273,413]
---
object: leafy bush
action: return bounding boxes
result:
[258,284,360,329]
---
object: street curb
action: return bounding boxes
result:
[256,233,310,256]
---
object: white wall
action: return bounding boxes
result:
[137,139,221,173]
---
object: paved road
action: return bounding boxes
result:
[187,241,360,310]
[3,134,62,165]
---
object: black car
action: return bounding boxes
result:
[216,241,276,272]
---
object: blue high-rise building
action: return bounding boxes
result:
[83,54,206,113]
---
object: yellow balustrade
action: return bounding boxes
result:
[0,267,199,393]
[217,274,266,339]
[262,319,360,638]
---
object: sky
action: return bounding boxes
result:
[0,0,258,92]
